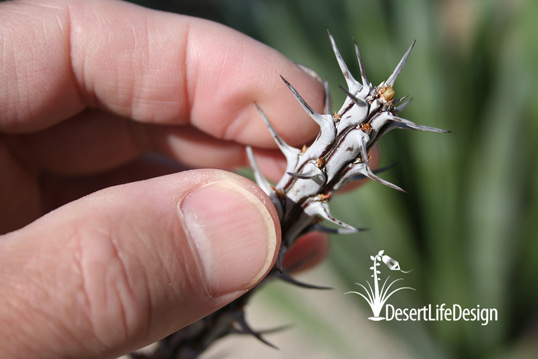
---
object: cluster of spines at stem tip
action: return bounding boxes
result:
[247,30,448,260]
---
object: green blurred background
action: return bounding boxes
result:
[129,1,538,358]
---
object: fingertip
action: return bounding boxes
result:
[179,179,279,297]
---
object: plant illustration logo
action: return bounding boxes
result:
[346,250,414,321]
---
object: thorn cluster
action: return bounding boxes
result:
[248,30,447,268]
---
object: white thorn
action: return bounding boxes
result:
[312,223,364,235]
[358,163,406,192]
[327,30,357,90]
[395,97,412,114]
[288,161,326,185]
[280,76,335,136]
[391,116,450,133]
[323,80,332,115]
[353,38,370,87]
[254,103,302,171]
[280,76,325,122]
[386,40,416,87]
[304,198,359,232]
[339,85,367,106]
[245,146,273,196]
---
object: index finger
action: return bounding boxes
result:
[0,0,324,148]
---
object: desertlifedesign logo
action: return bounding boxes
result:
[346,250,498,325]
[345,250,414,321]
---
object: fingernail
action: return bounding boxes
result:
[180,181,277,297]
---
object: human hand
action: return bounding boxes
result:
[0,0,328,358]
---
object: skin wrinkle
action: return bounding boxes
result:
[65,3,85,113]
[109,34,125,115]
[181,19,193,126]
[71,2,102,109]
[28,307,62,358]
[184,21,230,138]
[108,231,131,345]
[0,259,38,358]
[55,12,66,35]
[133,228,155,340]
[96,200,179,349]
[10,41,21,122]
[142,14,153,104]
[128,222,164,340]
[14,1,84,131]
[40,14,51,42]
[74,220,127,352]
[1,42,11,119]
[70,218,108,355]
[132,15,167,124]
[215,41,231,97]
[71,224,99,352]
[26,0,63,11]
[220,41,250,143]
[165,223,191,305]
[127,21,141,121]
[77,24,95,109]
[120,12,154,123]
[26,35,38,117]
[70,222,102,344]
[1,303,26,358]
[138,219,186,339]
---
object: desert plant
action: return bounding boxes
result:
[131,30,446,359]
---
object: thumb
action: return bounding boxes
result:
[0,169,280,359]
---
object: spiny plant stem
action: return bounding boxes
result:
[131,30,447,359]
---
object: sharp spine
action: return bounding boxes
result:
[386,40,416,87]
[327,30,358,89]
